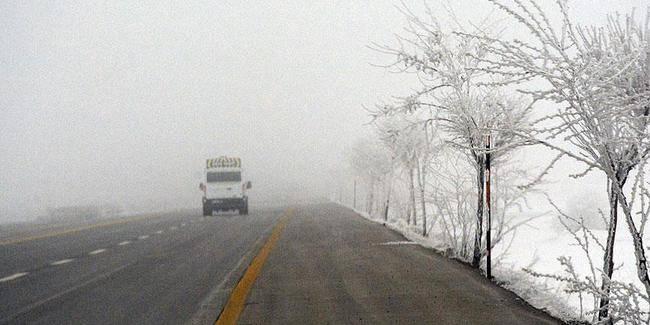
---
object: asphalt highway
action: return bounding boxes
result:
[0,208,282,324]
[0,204,561,324]
[237,204,561,325]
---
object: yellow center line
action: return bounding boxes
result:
[215,209,293,325]
[0,214,163,246]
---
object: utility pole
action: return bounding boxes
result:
[485,134,492,280]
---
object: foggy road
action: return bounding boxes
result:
[4,1,649,322]
[0,208,283,324]
[0,204,561,325]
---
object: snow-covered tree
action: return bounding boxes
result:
[426,145,539,263]
[525,204,649,324]
[375,112,439,235]
[475,1,650,321]
[373,8,533,269]
[347,138,393,217]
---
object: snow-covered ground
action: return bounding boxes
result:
[497,216,644,320]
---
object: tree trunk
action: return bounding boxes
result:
[384,178,392,222]
[416,160,427,236]
[384,199,390,222]
[598,177,623,324]
[367,179,375,215]
[472,156,485,269]
[409,167,417,226]
[613,182,650,305]
[406,207,411,225]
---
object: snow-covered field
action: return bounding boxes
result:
[498,217,643,320]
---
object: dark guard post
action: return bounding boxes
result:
[485,134,492,280]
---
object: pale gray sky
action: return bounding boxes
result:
[1,0,647,220]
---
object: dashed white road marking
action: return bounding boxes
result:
[118,241,131,246]
[89,249,107,255]
[138,235,149,240]
[50,259,74,266]
[155,230,163,234]
[0,272,28,283]
[181,223,186,227]
[170,226,178,230]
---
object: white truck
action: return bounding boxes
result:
[200,156,251,216]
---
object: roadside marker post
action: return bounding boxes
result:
[485,134,492,280]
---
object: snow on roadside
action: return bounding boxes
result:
[338,202,581,322]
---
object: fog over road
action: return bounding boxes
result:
[0,208,283,324]
[0,204,560,324]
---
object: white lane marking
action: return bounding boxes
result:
[0,272,28,283]
[89,249,107,255]
[50,259,74,266]
[374,241,418,246]
[155,230,163,234]
[181,223,186,227]
[0,264,129,322]
[118,241,131,246]
[138,235,149,240]
[170,226,177,230]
